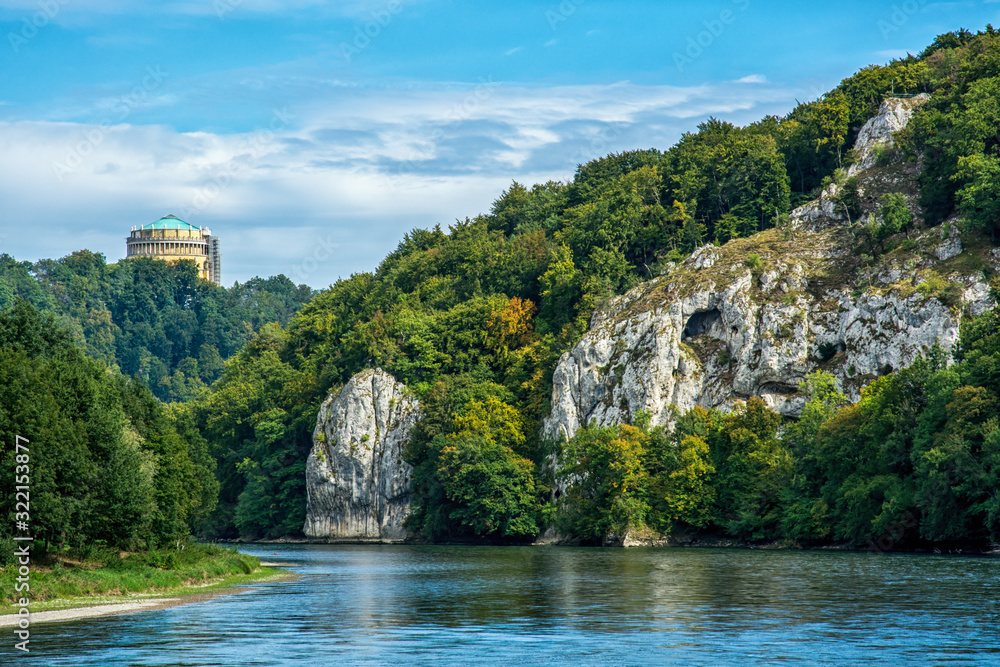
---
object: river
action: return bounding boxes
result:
[17,544,1000,665]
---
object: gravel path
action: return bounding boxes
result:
[0,598,185,626]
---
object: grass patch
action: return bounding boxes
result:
[0,543,270,613]
[915,274,964,308]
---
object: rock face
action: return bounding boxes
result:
[542,236,994,442]
[304,369,420,541]
[543,95,997,443]
[792,95,930,231]
[847,94,930,177]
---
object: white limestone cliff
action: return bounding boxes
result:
[543,94,997,443]
[542,234,995,442]
[846,94,930,177]
[304,368,420,541]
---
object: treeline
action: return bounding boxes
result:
[198,28,1000,541]
[0,251,313,403]
[0,302,218,560]
[0,27,988,544]
[559,301,1000,548]
[901,27,1000,239]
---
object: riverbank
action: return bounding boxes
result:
[618,529,1000,555]
[0,543,296,624]
[221,533,1000,555]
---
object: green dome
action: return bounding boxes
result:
[140,214,200,231]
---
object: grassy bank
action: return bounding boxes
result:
[0,543,284,614]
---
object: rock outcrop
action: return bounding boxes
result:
[543,95,997,443]
[543,238,994,441]
[304,369,420,541]
[544,232,996,442]
[792,95,930,231]
[846,94,929,177]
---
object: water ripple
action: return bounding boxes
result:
[19,545,1000,666]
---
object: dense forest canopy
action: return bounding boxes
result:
[0,302,218,558]
[0,252,313,403]
[2,28,999,550]
[179,28,1000,543]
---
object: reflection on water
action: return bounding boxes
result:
[20,545,1000,666]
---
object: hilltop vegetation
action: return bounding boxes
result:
[189,27,1000,545]
[2,28,999,551]
[0,251,313,403]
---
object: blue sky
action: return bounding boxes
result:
[1,0,998,288]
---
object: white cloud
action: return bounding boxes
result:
[0,78,800,288]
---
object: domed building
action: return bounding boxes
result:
[125,214,221,285]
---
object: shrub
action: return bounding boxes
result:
[873,143,899,168]
[835,176,864,223]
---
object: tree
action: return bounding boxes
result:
[835,176,864,224]
[868,193,914,252]
[538,245,584,333]
[954,153,1000,242]
[879,193,913,237]
[814,90,851,168]
[558,424,650,543]
[405,385,539,540]
[436,435,538,538]
[713,398,790,539]
[661,434,716,528]
[780,372,848,540]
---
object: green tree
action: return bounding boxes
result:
[954,153,1000,242]
[781,372,848,540]
[661,434,716,528]
[558,424,650,543]
[436,434,538,538]
[713,398,790,540]
[538,244,584,333]
[835,176,864,224]
[405,382,539,540]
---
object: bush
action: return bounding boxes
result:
[873,144,899,168]
[875,193,913,249]
[836,177,864,223]
[558,424,651,542]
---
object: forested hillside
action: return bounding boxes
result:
[194,27,1000,545]
[0,302,218,557]
[3,28,999,551]
[0,251,313,402]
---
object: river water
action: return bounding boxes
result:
[17,544,1000,665]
